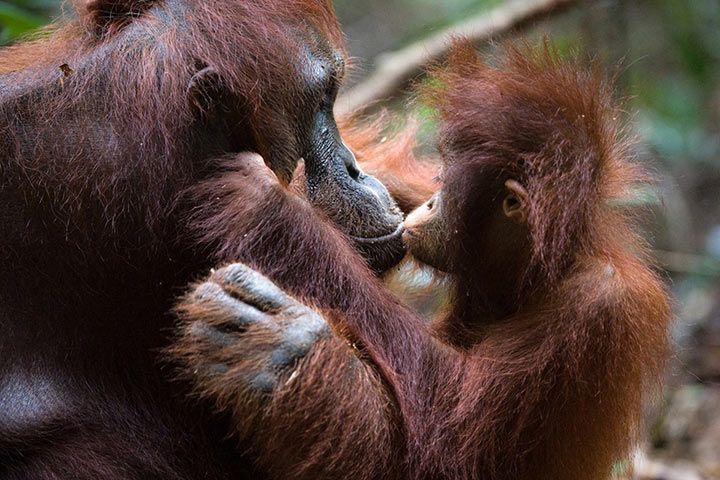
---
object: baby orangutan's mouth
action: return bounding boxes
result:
[401,227,416,242]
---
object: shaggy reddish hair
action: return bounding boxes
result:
[1,1,439,478]
[415,44,670,477]
[431,41,644,285]
[0,0,344,235]
[170,41,671,480]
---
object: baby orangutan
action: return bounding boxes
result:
[170,41,672,480]
[405,41,669,346]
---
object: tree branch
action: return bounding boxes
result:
[337,0,579,117]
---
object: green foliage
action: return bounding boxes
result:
[0,0,56,44]
[630,0,720,167]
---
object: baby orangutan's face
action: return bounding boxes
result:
[402,179,529,273]
[402,192,451,272]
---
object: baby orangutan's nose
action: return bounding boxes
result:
[404,193,439,231]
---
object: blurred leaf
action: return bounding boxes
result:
[0,1,46,42]
[0,0,56,44]
[615,184,663,207]
[659,0,720,83]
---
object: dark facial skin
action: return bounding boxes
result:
[298,46,404,272]
[206,33,405,273]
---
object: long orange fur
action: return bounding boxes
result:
[171,42,671,479]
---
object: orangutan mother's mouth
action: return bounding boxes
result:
[350,223,405,245]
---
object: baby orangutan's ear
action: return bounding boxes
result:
[502,179,528,224]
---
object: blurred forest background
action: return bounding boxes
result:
[1,0,718,478]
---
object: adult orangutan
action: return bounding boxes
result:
[171,43,672,479]
[0,1,429,478]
